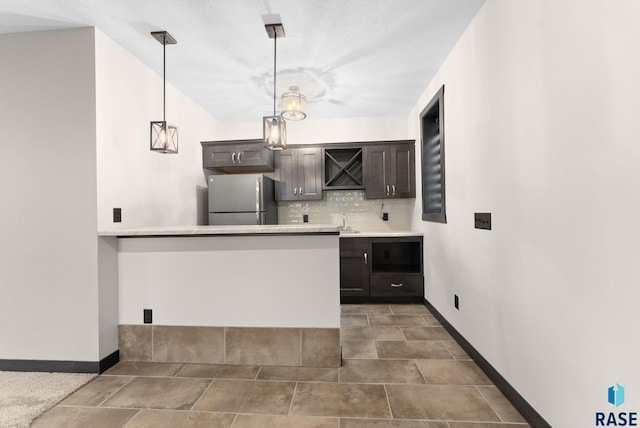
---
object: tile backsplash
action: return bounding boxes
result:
[278,190,415,232]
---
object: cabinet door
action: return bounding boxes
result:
[389,144,416,198]
[340,238,370,296]
[203,144,236,168]
[363,145,389,199]
[237,141,270,167]
[297,148,323,200]
[274,150,297,201]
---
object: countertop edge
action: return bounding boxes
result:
[98,225,341,237]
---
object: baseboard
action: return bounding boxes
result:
[423,298,551,428]
[341,295,423,304]
[99,350,119,373]
[0,350,119,374]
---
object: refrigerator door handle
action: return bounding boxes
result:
[238,152,242,163]
[231,153,236,163]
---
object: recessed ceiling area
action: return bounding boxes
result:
[0,0,485,122]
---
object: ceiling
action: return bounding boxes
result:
[0,0,484,122]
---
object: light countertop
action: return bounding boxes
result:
[98,224,341,237]
[339,230,423,238]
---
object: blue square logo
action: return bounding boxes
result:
[608,384,625,407]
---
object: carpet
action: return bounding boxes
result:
[0,371,95,428]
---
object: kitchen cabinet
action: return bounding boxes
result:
[340,235,423,302]
[339,237,370,297]
[323,147,364,190]
[202,140,274,172]
[363,142,415,199]
[274,147,322,201]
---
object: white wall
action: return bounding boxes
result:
[118,235,340,328]
[95,29,220,230]
[0,28,101,361]
[216,115,409,144]
[410,1,640,426]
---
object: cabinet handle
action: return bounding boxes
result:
[298,187,303,195]
[364,252,368,265]
[386,185,390,196]
[390,283,404,288]
[294,187,298,196]
[237,152,242,163]
[392,184,396,196]
[231,153,236,163]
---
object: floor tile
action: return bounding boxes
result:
[290,382,390,418]
[193,379,295,414]
[340,326,404,341]
[341,340,378,359]
[417,360,492,385]
[153,326,225,364]
[388,304,431,315]
[60,375,133,406]
[401,327,453,341]
[226,327,301,366]
[302,328,341,367]
[175,363,260,380]
[340,304,392,315]
[124,409,235,428]
[102,361,183,377]
[340,314,369,326]
[339,359,425,384]
[100,377,210,410]
[386,384,500,421]
[376,341,451,359]
[119,325,152,362]
[448,424,530,428]
[31,407,138,428]
[443,340,471,359]
[257,366,339,382]
[340,419,449,428]
[233,414,339,428]
[421,314,442,326]
[369,315,427,326]
[477,386,529,423]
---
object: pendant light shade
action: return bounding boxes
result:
[281,86,307,120]
[150,31,178,154]
[263,23,287,151]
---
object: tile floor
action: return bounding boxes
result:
[33,304,530,427]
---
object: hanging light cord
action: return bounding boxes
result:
[272,30,277,116]
[163,33,166,123]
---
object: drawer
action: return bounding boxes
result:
[339,237,368,251]
[369,275,423,297]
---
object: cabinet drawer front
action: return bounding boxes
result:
[339,237,368,251]
[369,275,423,297]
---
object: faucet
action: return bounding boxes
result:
[342,213,346,229]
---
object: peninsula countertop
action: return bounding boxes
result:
[98,224,341,237]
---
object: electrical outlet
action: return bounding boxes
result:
[454,295,459,310]
[303,214,309,223]
[382,212,389,221]
[143,309,152,324]
[113,208,122,223]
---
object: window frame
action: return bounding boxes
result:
[420,85,446,223]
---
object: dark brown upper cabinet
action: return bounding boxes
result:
[323,147,364,190]
[202,140,274,172]
[363,142,416,199]
[274,147,322,201]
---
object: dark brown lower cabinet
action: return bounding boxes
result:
[340,236,424,303]
[339,238,369,297]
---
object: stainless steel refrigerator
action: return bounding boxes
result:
[207,174,278,225]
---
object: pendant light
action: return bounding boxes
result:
[150,31,178,154]
[263,23,287,151]
[281,86,307,120]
